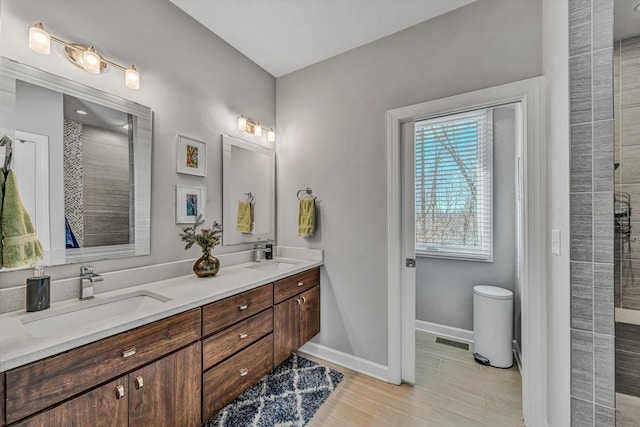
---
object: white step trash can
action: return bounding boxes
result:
[473,285,513,368]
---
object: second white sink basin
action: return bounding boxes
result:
[245,260,300,274]
[21,290,171,338]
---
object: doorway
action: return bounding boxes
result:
[386,77,546,427]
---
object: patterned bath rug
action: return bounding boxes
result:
[202,353,343,427]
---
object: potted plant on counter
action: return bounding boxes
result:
[179,214,223,277]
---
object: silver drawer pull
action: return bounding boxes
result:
[296,298,301,305]
[239,332,248,339]
[301,296,306,304]
[121,347,137,358]
[297,282,304,287]
[115,384,125,399]
[239,304,248,311]
[135,375,144,389]
[239,368,249,377]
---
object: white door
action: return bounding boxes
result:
[401,121,416,384]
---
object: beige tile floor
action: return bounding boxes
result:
[617,393,640,426]
[307,331,523,426]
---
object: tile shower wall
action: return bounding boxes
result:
[569,0,616,425]
[613,36,640,409]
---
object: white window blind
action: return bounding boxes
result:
[415,108,493,261]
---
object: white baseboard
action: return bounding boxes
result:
[415,320,474,344]
[298,341,390,383]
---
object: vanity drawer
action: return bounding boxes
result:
[202,284,273,336]
[202,308,273,370]
[202,334,273,420]
[274,267,320,304]
[5,309,200,424]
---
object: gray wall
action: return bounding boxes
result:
[276,0,542,365]
[0,0,275,287]
[568,0,616,425]
[416,105,517,332]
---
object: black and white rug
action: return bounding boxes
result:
[203,353,343,427]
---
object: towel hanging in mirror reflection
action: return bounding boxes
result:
[236,193,253,234]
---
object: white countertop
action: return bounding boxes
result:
[0,256,322,372]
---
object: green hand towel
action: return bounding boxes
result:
[1,170,43,268]
[236,201,252,233]
[298,198,316,237]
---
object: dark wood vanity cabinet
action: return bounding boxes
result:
[4,310,201,427]
[1,266,321,426]
[12,343,201,427]
[201,284,275,421]
[274,268,321,366]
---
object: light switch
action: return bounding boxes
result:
[551,229,561,256]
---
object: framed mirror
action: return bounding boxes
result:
[0,57,152,269]
[222,134,275,245]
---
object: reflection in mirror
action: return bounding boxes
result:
[0,58,152,269]
[222,134,275,245]
[614,0,640,422]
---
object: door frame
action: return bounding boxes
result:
[386,77,546,426]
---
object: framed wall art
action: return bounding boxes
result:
[176,185,206,224]
[176,134,206,176]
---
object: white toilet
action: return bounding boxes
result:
[473,285,513,368]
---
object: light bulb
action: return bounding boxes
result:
[125,65,139,89]
[237,116,247,132]
[82,47,101,74]
[267,129,275,142]
[28,23,50,55]
[253,123,262,137]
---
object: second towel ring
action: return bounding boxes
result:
[297,188,315,200]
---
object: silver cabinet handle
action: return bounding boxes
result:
[115,384,125,399]
[239,304,248,311]
[297,282,304,287]
[135,375,144,389]
[296,298,301,305]
[239,332,248,339]
[122,347,136,357]
[301,296,306,304]
[239,368,249,377]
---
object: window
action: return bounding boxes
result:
[415,108,493,261]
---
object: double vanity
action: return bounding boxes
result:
[0,256,322,426]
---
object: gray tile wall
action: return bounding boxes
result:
[569,0,615,425]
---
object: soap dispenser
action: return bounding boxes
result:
[26,265,50,312]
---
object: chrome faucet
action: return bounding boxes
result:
[253,244,272,262]
[80,265,103,300]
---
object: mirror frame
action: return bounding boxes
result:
[221,133,275,245]
[0,57,152,268]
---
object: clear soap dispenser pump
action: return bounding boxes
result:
[26,264,50,312]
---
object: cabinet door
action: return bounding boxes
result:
[299,286,320,346]
[274,296,300,366]
[128,343,201,427]
[14,376,128,427]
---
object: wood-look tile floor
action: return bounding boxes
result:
[306,331,523,426]
[617,393,640,427]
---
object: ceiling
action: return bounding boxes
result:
[170,0,476,77]
[615,0,640,40]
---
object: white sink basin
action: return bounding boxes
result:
[245,260,300,274]
[21,290,171,338]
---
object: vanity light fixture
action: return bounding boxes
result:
[237,115,276,142]
[28,22,140,90]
